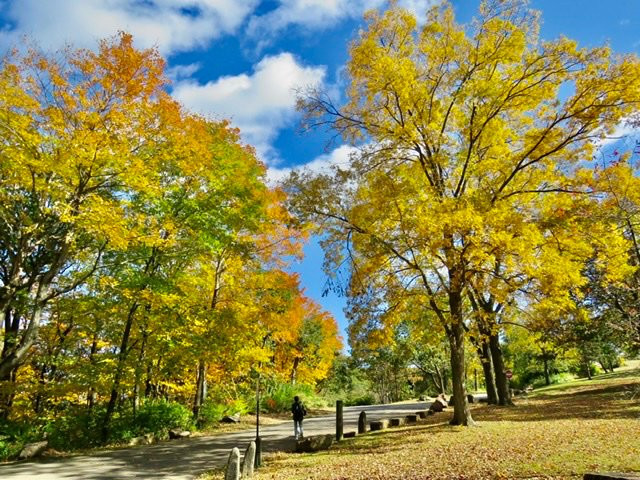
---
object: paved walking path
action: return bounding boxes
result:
[0,401,428,480]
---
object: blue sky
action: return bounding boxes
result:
[2,0,639,345]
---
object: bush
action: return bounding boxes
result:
[262,382,327,413]
[0,420,43,460]
[133,400,194,438]
[46,406,105,450]
[198,398,249,428]
[343,394,376,406]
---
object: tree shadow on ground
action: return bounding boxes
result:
[473,379,639,423]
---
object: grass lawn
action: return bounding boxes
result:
[233,362,640,479]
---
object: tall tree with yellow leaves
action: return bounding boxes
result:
[290,0,640,425]
[0,33,177,384]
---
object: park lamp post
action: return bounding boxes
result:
[255,371,262,468]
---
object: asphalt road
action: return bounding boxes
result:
[0,401,430,480]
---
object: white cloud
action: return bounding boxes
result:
[0,0,258,56]
[166,62,202,81]
[267,144,358,185]
[246,0,438,48]
[594,122,636,150]
[172,52,326,163]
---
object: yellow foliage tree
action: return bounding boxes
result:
[291,0,640,424]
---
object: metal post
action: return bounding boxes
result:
[255,375,262,468]
[336,400,343,442]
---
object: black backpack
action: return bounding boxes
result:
[292,402,306,418]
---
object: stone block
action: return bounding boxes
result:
[295,434,334,453]
[369,419,388,431]
[343,431,356,438]
[389,418,404,427]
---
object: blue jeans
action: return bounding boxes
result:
[294,419,304,439]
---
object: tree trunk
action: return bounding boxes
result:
[290,357,300,385]
[144,363,154,399]
[132,330,148,417]
[102,301,139,442]
[447,321,474,425]
[489,333,513,406]
[0,367,18,420]
[434,364,446,395]
[543,355,551,385]
[479,341,498,404]
[87,335,98,413]
[193,359,207,418]
[0,305,44,379]
[447,285,474,426]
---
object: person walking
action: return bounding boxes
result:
[291,395,307,440]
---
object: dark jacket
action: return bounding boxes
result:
[291,400,306,421]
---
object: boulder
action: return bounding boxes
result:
[221,414,241,423]
[429,395,448,413]
[18,441,48,460]
[343,431,356,438]
[169,429,191,439]
[225,447,241,480]
[128,436,153,446]
[295,434,334,453]
[405,414,418,424]
[242,441,256,478]
[369,419,388,431]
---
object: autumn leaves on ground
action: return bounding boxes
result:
[246,365,640,480]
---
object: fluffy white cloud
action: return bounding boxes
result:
[246,0,438,47]
[172,52,326,163]
[267,144,359,184]
[0,0,258,55]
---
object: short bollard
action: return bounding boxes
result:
[358,411,367,434]
[336,400,344,441]
[242,441,256,478]
[225,447,240,480]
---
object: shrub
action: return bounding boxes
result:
[0,420,43,460]
[262,382,326,413]
[133,400,194,438]
[343,394,376,406]
[198,398,249,428]
[46,406,105,450]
